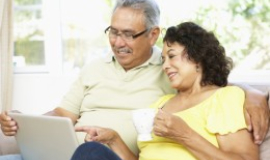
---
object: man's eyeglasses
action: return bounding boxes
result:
[104,26,149,42]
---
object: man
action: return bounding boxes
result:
[0,0,269,159]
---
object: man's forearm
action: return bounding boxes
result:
[44,107,79,125]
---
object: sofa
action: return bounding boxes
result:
[0,86,270,159]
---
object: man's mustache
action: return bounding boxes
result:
[113,47,132,53]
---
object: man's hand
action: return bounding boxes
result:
[244,89,270,144]
[0,111,18,136]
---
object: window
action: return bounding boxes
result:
[59,0,112,74]
[13,0,111,75]
[13,0,270,82]
[13,0,46,73]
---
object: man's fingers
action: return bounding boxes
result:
[1,124,17,131]
[0,112,18,136]
[251,118,262,144]
[2,131,17,136]
[2,119,17,127]
[259,110,270,141]
[244,109,252,131]
[251,108,269,144]
[1,124,17,136]
[0,111,9,122]
[1,112,17,127]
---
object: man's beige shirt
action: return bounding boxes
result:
[59,46,176,154]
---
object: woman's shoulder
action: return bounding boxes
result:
[149,94,175,109]
[216,86,245,98]
[206,86,247,134]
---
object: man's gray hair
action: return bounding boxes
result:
[113,0,160,29]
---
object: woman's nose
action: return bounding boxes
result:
[162,58,170,71]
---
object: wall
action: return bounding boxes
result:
[12,74,76,114]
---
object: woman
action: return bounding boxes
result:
[71,22,259,160]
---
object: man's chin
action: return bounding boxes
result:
[118,61,134,70]
[115,56,129,64]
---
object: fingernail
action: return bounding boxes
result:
[247,125,252,131]
[255,135,262,144]
[11,126,17,130]
[255,140,262,145]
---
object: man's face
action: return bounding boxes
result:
[109,7,159,71]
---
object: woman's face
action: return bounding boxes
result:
[161,42,201,90]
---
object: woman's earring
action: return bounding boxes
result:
[196,66,199,72]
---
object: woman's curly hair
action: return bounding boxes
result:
[163,22,233,87]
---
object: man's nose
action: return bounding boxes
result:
[114,35,126,47]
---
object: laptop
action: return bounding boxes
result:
[9,112,80,160]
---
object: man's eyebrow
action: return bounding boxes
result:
[110,26,134,33]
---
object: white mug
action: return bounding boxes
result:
[132,108,156,141]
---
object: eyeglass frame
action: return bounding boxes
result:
[104,26,149,42]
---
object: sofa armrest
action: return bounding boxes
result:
[0,129,20,155]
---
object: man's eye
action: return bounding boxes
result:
[123,32,133,37]
[110,29,118,34]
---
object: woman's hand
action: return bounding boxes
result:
[75,126,119,145]
[75,126,137,160]
[153,109,192,142]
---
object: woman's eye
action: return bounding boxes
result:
[168,55,175,59]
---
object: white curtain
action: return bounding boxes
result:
[0,0,13,112]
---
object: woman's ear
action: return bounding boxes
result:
[149,26,160,46]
